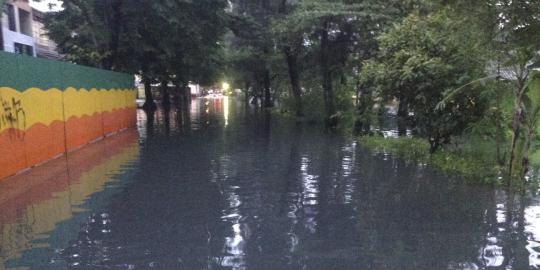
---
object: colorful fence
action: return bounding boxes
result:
[0,51,137,180]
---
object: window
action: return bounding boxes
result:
[14,43,33,56]
[6,4,16,31]
[18,9,32,36]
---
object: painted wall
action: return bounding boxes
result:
[0,51,137,179]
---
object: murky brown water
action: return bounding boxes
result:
[1,97,540,270]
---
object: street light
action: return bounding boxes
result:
[222,82,230,91]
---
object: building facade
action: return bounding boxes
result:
[31,8,61,59]
[1,0,35,56]
[1,0,60,59]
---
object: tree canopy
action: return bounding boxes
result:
[42,0,228,86]
[3,0,539,182]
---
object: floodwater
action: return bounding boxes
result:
[2,98,540,270]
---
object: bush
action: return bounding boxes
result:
[359,136,505,185]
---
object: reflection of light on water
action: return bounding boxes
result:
[340,143,357,204]
[214,161,247,270]
[480,242,504,267]
[217,201,248,269]
[226,224,245,256]
[447,262,479,270]
[223,96,229,126]
[301,156,319,206]
[217,219,248,269]
[300,156,319,233]
[0,132,140,269]
[496,203,506,224]
[525,204,540,268]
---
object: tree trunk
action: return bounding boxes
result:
[244,81,251,106]
[263,68,273,108]
[161,81,170,107]
[163,104,171,136]
[521,125,534,177]
[252,74,262,106]
[142,79,156,111]
[320,21,336,127]
[429,133,441,154]
[397,95,409,119]
[176,81,190,104]
[354,85,372,135]
[146,109,155,136]
[508,66,530,181]
[104,0,123,70]
[494,93,506,166]
[184,83,191,104]
[508,92,524,180]
[496,123,504,165]
[284,46,303,117]
[171,82,180,104]
[397,95,408,136]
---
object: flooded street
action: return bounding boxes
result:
[2,97,540,269]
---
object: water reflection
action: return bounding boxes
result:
[0,131,140,270]
[2,98,540,269]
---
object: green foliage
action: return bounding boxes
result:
[524,71,540,131]
[515,71,540,171]
[44,0,228,86]
[360,136,505,185]
[277,0,411,122]
[225,0,283,107]
[296,89,326,122]
[360,11,488,152]
[532,150,540,166]
[33,0,540,185]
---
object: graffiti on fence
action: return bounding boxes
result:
[0,94,26,139]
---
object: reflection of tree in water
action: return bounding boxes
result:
[206,116,540,270]
[276,129,530,269]
[176,102,192,134]
[58,101,540,270]
[475,190,530,270]
[527,167,540,184]
[345,155,489,269]
[0,211,36,266]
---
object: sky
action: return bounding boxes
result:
[30,0,63,12]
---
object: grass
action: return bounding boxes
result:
[358,136,506,185]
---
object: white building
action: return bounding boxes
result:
[1,0,36,56]
[32,8,61,59]
[1,0,60,59]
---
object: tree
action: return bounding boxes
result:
[361,11,488,153]
[227,0,279,108]
[272,0,305,117]
[488,0,540,178]
[44,0,125,69]
[444,0,540,178]
[44,0,229,110]
[274,0,407,126]
[512,71,540,177]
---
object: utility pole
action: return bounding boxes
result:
[0,0,5,51]
[0,3,4,51]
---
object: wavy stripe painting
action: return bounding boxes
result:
[0,52,137,180]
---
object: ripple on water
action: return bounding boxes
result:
[4,101,540,269]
